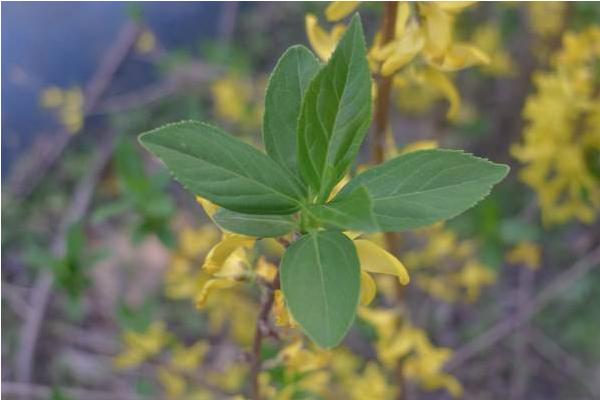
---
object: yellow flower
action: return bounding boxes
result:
[451,260,496,302]
[349,362,398,400]
[359,307,463,398]
[512,27,600,224]
[196,247,250,309]
[417,67,461,120]
[255,256,278,284]
[279,339,331,374]
[157,367,186,399]
[136,29,156,54]
[210,73,264,129]
[472,24,517,76]
[527,2,567,38]
[273,289,296,327]
[325,1,360,22]
[113,321,170,370]
[179,225,220,259]
[169,341,209,372]
[40,86,64,108]
[196,196,219,221]
[202,234,255,275]
[305,14,346,61]
[507,241,542,270]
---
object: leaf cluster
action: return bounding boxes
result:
[140,15,508,348]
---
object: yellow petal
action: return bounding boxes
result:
[273,289,296,327]
[325,1,360,22]
[420,3,453,56]
[395,2,411,37]
[195,278,237,309]
[418,68,460,120]
[255,256,278,283]
[157,367,186,399]
[360,271,377,305]
[428,43,490,71]
[40,87,64,108]
[306,14,345,61]
[170,341,209,372]
[380,25,425,76]
[436,1,476,13]
[202,234,255,274]
[399,140,439,155]
[354,240,410,285]
[196,196,219,220]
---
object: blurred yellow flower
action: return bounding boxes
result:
[169,341,209,372]
[157,367,186,399]
[325,1,360,22]
[349,362,398,400]
[359,307,463,397]
[507,241,542,270]
[113,321,170,370]
[40,86,64,108]
[512,27,600,224]
[305,14,346,61]
[40,86,84,133]
[136,29,157,54]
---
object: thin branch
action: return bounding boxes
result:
[447,245,600,370]
[528,328,600,398]
[7,22,141,199]
[249,276,279,400]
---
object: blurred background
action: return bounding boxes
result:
[2,2,600,399]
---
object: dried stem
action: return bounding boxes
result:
[249,275,279,400]
[447,245,600,370]
[371,3,408,399]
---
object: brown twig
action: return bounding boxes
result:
[509,266,534,399]
[249,275,279,400]
[14,132,118,388]
[447,245,600,371]
[528,328,599,398]
[370,3,410,399]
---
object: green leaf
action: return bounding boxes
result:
[139,121,305,215]
[297,15,372,201]
[263,45,320,177]
[305,186,378,232]
[280,231,360,348]
[213,209,297,238]
[340,149,510,232]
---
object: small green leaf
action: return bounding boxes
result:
[263,45,320,177]
[280,231,360,348]
[305,186,378,232]
[297,15,372,200]
[213,209,297,238]
[340,149,510,232]
[139,121,305,215]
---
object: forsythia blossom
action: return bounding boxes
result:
[307,2,490,120]
[512,27,600,224]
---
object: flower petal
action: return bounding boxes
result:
[354,240,410,285]
[306,14,345,61]
[195,278,237,309]
[202,234,255,274]
[360,271,377,305]
[325,1,360,22]
[418,68,460,120]
[196,196,219,220]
